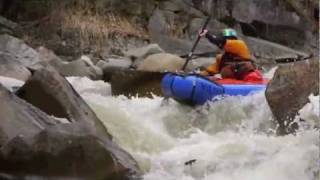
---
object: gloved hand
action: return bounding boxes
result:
[198,29,208,37]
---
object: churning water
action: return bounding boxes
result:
[1,76,318,180]
[68,76,319,180]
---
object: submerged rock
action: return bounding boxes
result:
[265,58,319,135]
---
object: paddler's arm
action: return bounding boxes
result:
[205,33,226,49]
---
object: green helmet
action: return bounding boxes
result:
[222,28,237,38]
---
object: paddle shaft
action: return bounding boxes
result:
[181,16,211,70]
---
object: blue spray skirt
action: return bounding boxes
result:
[161,73,267,105]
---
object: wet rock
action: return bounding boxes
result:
[265,58,319,135]
[15,68,109,139]
[0,123,140,180]
[0,34,41,68]
[111,70,165,97]
[0,53,31,81]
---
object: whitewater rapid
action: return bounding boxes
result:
[1,75,318,180]
[67,76,319,180]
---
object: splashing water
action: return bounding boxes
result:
[65,76,319,180]
[0,76,318,180]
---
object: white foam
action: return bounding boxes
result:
[67,76,111,97]
[69,77,319,180]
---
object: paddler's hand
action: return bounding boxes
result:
[198,29,208,37]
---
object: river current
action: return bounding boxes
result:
[1,75,318,180]
[68,76,319,180]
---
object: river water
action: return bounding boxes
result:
[67,76,319,180]
[1,75,318,180]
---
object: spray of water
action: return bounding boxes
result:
[64,76,319,180]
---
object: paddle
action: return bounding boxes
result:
[181,16,212,70]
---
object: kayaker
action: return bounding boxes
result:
[199,28,263,81]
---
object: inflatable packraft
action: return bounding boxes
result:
[161,73,268,105]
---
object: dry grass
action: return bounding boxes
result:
[47,1,148,53]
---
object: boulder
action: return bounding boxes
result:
[244,36,309,70]
[0,123,140,180]
[0,68,141,179]
[15,68,109,139]
[37,46,64,62]
[265,58,319,135]
[111,70,165,97]
[33,56,103,80]
[148,8,216,55]
[188,18,228,39]
[159,0,204,18]
[137,53,187,72]
[0,34,41,68]
[0,84,58,146]
[0,16,22,36]
[96,58,132,82]
[125,44,164,68]
[0,53,31,81]
[232,0,315,49]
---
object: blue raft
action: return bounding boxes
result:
[161,73,267,105]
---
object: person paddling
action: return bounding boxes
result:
[199,28,263,81]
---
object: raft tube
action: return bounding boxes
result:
[161,73,268,105]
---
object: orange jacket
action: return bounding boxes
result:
[202,39,251,76]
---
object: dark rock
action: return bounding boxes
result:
[159,0,204,17]
[0,34,41,68]
[0,53,31,81]
[0,16,22,36]
[0,84,58,146]
[111,70,165,97]
[32,56,103,80]
[188,18,227,39]
[0,71,141,179]
[232,0,313,50]
[148,8,216,55]
[244,36,308,68]
[97,58,132,82]
[15,68,109,139]
[265,58,319,135]
[0,123,141,180]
